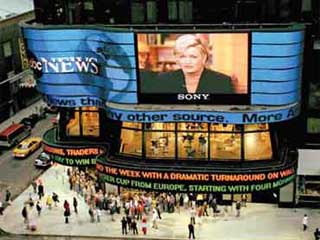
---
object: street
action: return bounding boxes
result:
[0,114,54,202]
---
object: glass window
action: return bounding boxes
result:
[131,0,145,23]
[145,122,175,131]
[210,124,240,132]
[210,133,241,160]
[145,132,175,158]
[122,122,142,129]
[120,129,142,156]
[178,122,207,131]
[244,132,272,160]
[3,42,12,57]
[82,111,99,137]
[66,111,81,136]
[65,107,100,137]
[307,118,320,134]
[244,124,269,131]
[177,132,207,159]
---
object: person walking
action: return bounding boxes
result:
[188,221,195,239]
[31,180,37,194]
[88,207,95,223]
[36,201,42,216]
[0,200,3,215]
[314,228,320,240]
[46,195,53,210]
[73,197,78,214]
[236,201,241,217]
[96,208,101,223]
[152,209,158,229]
[38,183,44,200]
[52,192,60,207]
[303,214,308,231]
[21,205,28,225]
[63,200,71,224]
[190,207,196,225]
[5,189,11,205]
[141,217,147,235]
[121,216,128,235]
[126,215,132,232]
[131,219,138,235]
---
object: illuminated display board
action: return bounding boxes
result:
[21,24,304,116]
[96,160,296,193]
[137,32,249,104]
[43,144,104,166]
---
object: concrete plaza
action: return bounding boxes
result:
[0,164,319,240]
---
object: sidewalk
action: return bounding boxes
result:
[0,100,46,131]
[0,164,319,240]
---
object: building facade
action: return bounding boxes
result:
[0,10,39,123]
[22,0,320,206]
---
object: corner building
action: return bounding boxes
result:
[21,2,308,205]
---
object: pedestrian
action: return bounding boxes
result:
[121,216,128,235]
[38,183,44,200]
[131,219,138,235]
[46,195,53,209]
[126,215,132,231]
[190,207,196,225]
[73,197,78,214]
[314,228,320,240]
[5,189,11,204]
[21,205,28,224]
[88,207,95,223]
[63,200,71,224]
[203,201,209,216]
[303,214,308,231]
[211,198,218,217]
[31,180,37,194]
[236,201,241,217]
[241,194,248,207]
[152,209,158,229]
[188,221,195,239]
[96,208,101,223]
[0,200,3,215]
[52,192,59,206]
[141,217,147,235]
[156,204,162,220]
[36,201,42,216]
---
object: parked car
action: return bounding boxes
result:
[12,137,42,158]
[44,105,58,114]
[34,152,52,168]
[19,114,40,128]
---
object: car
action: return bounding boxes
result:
[19,114,40,128]
[12,137,42,158]
[34,152,52,168]
[44,105,58,114]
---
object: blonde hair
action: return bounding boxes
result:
[174,34,208,59]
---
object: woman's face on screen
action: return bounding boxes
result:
[176,46,206,74]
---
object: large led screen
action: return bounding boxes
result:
[137,32,250,104]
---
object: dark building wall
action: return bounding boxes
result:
[0,11,36,123]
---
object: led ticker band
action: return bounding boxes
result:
[96,162,296,193]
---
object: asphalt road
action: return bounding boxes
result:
[0,115,54,203]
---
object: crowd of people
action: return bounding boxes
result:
[1,166,319,239]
